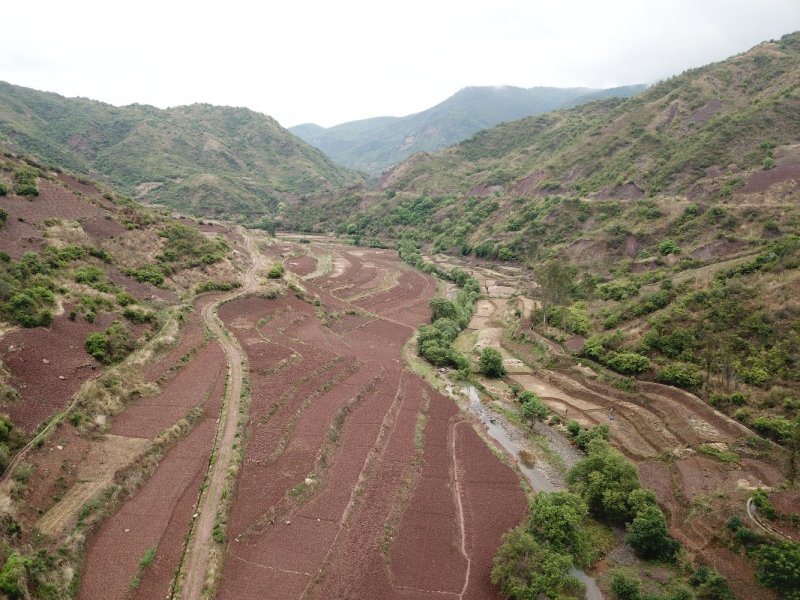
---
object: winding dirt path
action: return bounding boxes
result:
[179,231,266,600]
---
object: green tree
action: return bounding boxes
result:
[567,439,641,523]
[527,492,590,564]
[610,571,641,600]
[491,526,581,600]
[755,541,800,597]
[625,505,679,561]
[479,347,506,378]
[429,297,458,322]
[519,391,548,430]
[536,259,574,328]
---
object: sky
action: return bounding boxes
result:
[1,0,799,128]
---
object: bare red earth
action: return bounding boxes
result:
[78,303,227,600]
[1,309,148,432]
[79,385,223,600]
[216,248,526,600]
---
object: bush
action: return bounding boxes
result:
[491,526,581,600]
[0,551,29,598]
[85,321,134,364]
[626,505,679,561]
[128,264,164,286]
[755,541,800,597]
[429,297,458,322]
[568,439,642,523]
[196,280,241,293]
[610,571,641,600]
[526,491,590,563]
[13,170,38,198]
[267,263,285,279]
[122,306,151,324]
[606,352,650,375]
[0,183,7,197]
[0,208,6,227]
[688,566,734,600]
[479,347,506,378]
[573,424,611,452]
[656,362,702,388]
[520,391,549,426]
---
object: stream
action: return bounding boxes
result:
[461,385,604,600]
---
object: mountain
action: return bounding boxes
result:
[282,33,800,450]
[0,82,365,220]
[290,84,646,175]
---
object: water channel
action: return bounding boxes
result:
[461,385,604,600]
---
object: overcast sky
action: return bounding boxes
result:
[1,1,798,128]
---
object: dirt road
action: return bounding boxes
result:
[179,231,265,600]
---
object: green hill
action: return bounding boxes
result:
[290,84,646,175]
[282,33,800,441]
[0,82,364,220]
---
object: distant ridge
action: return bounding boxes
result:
[290,84,646,175]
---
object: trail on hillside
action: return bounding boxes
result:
[178,231,266,600]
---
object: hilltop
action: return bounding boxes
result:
[0,83,364,220]
[290,84,646,176]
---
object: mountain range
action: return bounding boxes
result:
[0,82,364,220]
[290,84,646,175]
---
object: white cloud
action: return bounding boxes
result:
[1,0,798,127]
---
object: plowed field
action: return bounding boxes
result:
[216,246,525,599]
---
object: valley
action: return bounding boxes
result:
[0,28,799,600]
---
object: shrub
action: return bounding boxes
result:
[688,566,734,600]
[755,541,800,597]
[567,419,582,437]
[74,265,105,285]
[520,391,549,426]
[567,439,641,523]
[491,526,581,600]
[657,239,681,255]
[526,491,590,562]
[196,280,241,293]
[13,170,38,197]
[610,571,641,600]
[0,551,29,598]
[429,298,459,322]
[122,306,151,324]
[128,264,164,286]
[0,183,7,197]
[478,347,506,378]
[267,263,285,279]
[626,505,679,561]
[606,352,650,375]
[656,362,702,388]
[116,291,136,306]
[85,321,134,364]
[574,423,611,452]
[0,208,6,227]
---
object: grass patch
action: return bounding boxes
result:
[698,443,739,463]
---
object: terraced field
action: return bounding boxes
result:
[215,245,527,600]
[432,254,788,599]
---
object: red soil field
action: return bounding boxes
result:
[111,340,225,438]
[4,179,107,225]
[284,254,317,276]
[79,386,223,600]
[1,308,148,432]
[79,303,227,599]
[0,197,44,258]
[215,247,528,599]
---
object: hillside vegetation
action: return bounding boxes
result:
[283,32,800,453]
[0,83,364,220]
[290,84,645,176]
